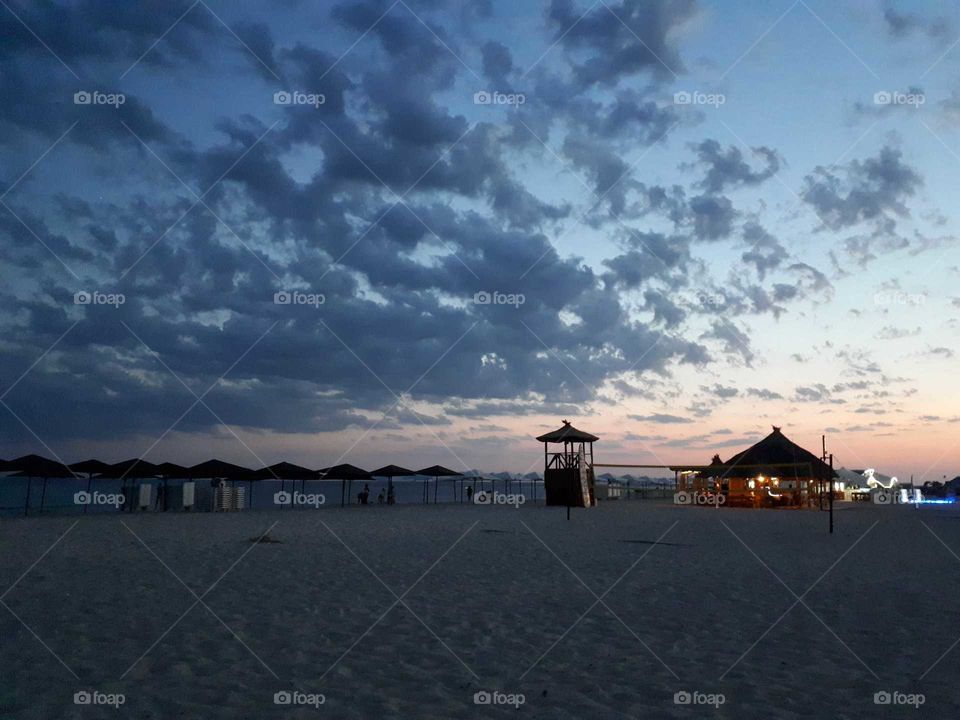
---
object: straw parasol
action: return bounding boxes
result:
[69,459,111,476]
[254,462,319,508]
[8,454,77,515]
[69,459,112,514]
[318,464,372,506]
[371,465,415,503]
[416,465,462,504]
[101,459,162,511]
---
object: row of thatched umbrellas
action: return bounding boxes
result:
[0,454,474,514]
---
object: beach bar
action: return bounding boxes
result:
[675,426,835,507]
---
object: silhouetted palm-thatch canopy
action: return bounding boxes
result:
[321,464,374,507]
[722,427,834,480]
[155,462,189,477]
[8,454,76,477]
[417,465,462,503]
[254,462,318,480]
[99,458,160,478]
[319,464,372,480]
[371,465,416,477]
[536,420,599,443]
[187,459,252,479]
[416,465,462,477]
[69,459,111,475]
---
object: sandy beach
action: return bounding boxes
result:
[3,500,960,718]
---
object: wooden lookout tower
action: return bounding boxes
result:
[536,420,598,507]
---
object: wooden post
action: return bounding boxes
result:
[829,454,834,534]
[39,476,48,514]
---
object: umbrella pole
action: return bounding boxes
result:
[24,476,32,516]
[434,475,438,504]
[84,474,92,514]
[39,476,48,515]
[249,479,253,509]
[341,478,345,507]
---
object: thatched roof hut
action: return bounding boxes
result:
[722,426,833,480]
[535,420,599,444]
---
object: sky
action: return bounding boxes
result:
[1,0,958,481]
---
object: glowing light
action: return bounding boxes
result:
[748,480,756,489]
[863,468,898,490]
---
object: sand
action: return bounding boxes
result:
[2,500,960,719]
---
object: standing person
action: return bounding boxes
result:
[387,485,396,505]
[466,485,473,503]
[155,483,165,511]
[360,484,370,505]
[377,489,385,504]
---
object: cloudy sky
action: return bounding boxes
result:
[1,0,958,480]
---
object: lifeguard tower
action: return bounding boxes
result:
[536,420,598,507]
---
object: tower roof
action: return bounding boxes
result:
[536,420,599,444]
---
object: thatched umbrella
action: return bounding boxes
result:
[416,465,462,504]
[69,459,111,514]
[371,465,415,504]
[319,464,372,506]
[254,462,318,509]
[187,459,253,509]
[100,459,161,511]
[8,454,76,515]
[154,463,189,511]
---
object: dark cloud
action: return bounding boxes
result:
[687,139,781,193]
[746,387,784,401]
[628,413,694,424]
[801,146,922,231]
[882,4,953,43]
[546,0,696,88]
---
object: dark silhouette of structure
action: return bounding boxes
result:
[536,420,598,508]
